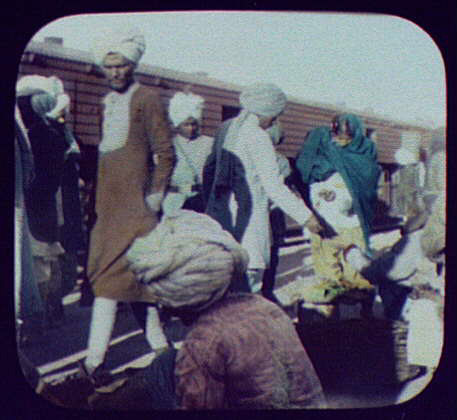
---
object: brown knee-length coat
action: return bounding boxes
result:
[87,84,174,302]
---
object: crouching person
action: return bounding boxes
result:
[344,129,445,400]
[344,127,445,321]
[94,210,327,410]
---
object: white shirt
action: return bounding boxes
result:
[99,83,140,154]
[171,134,214,185]
[162,134,214,216]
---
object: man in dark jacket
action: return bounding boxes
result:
[16,75,73,327]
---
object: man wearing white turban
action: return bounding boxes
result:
[79,27,174,386]
[205,83,322,293]
[162,91,214,215]
[92,27,146,69]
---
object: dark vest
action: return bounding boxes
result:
[203,119,252,242]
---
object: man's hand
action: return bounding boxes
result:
[145,191,164,212]
[331,135,352,147]
[304,214,324,234]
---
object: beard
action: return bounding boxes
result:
[108,77,134,93]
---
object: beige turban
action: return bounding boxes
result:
[126,210,249,311]
[92,27,146,66]
[239,83,287,117]
[168,92,204,127]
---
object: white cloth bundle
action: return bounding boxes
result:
[127,210,249,310]
[402,298,443,367]
[310,172,359,232]
[16,75,64,98]
[168,92,204,127]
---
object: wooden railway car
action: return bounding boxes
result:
[17,38,437,225]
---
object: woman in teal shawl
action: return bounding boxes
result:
[295,114,381,306]
[296,113,380,253]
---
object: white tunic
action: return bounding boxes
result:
[172,134,214,185]
[224,113,311,269]
[99,83,140,154]
[162,134,214,216]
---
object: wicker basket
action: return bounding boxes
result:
[295,318,410,386]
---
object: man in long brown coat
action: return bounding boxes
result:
[80,28,174,385]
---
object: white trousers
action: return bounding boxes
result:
[85,297,168,373]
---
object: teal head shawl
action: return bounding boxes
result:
[30,92,56,123]
[30,92,76,147]
[295,114,381,253]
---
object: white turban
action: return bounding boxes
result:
[394,148,418,166]
[168,92,205,127]
[395,131,422,165]
[16,75,64,98]
[239,83,287,117]
[16,75,69,121]
[127,210,249,311]
[92,27,146,66]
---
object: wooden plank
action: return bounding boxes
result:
[139,77,186,92]
[18,45,436,202]
[157,80,241,104]
[36,56,89,73]
[285,105,337,120]
[18,60,104,86]
[200,127,217,137]
[201,109,221,121]
[183,84,240,99]
[20,64,94,86]
[75,81,110,96]
[280,124,319,137]
[74,124,100,135]
[74,103,102,116]
[200,102,223,113]
[62,114,75,125]
[76,134,101,146]
[75,91,105,105]
[18,64,53,76]
[74,113,100,125]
